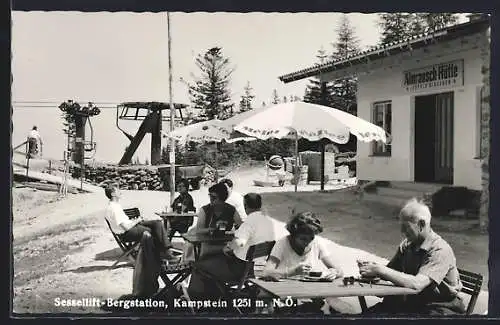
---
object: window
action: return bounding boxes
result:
[371,101,392,156]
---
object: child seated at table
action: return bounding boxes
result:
[168,179,196,239]
[262,211,345,314]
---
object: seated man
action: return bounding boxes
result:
[168,179,196,239]
[220,178,247,223]
[187,193,275,300]
[358,198,465,315]
[104,184,177,261]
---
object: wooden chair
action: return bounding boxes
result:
[153,260,194,305]
[105,218,140,267]
[195,240,276,314]
[105,207,141,267]
[458,268,483,315]
[123,207,141,220]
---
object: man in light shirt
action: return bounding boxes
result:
[224,193,275,260]
[220,178,247,222]
[27,126,43,157]
[104,184,177,261]
[359,198,465,315]
[187,192,276,299]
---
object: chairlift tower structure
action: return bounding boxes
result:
[116,101,188,165]
[59,100,101,190]
[59,100,101,164]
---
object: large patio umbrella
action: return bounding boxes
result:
[163,119,255,182]
[163,119,255,144]
[233,101,389,192]
[208,105,272,139]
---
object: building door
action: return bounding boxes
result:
[414,92,454,184]
[434,92,454,183]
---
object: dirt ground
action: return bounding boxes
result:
[12,166,489,315]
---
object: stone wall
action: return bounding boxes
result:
[71,164,214,191]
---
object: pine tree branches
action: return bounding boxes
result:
[189,47,235,120]
[238,81,255,113]
[378,13,459,45]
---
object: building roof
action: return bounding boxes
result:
[279,15,490,83]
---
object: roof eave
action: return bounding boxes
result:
[279,17,490,84]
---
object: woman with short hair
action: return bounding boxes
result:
[168,179,196,239]
[262,211,344,313]
[182,182,242,262]
[187,193,275,301]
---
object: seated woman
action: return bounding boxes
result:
[168,179,196,239]
[262,211,344,314]
[187,193,275,300]
[183,182,243,262]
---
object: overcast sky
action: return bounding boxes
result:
[11,12,469,163]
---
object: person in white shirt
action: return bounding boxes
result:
[220,178,248,222]
[263,211,344,279]
[27,126,43,157]
[104,184,177,260]
[187,192,275,300]
[262,211,344,314]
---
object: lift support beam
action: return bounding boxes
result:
[117,102,188,165]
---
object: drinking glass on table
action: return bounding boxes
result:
[175,202,183,214]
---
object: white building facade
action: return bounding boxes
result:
[280,16,489,191]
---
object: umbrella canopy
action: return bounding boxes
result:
[233,101,388,143]
[232,101,389,192]
[163,119,255,144]
[209,105,272,138]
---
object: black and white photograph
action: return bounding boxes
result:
[11,10,491,317]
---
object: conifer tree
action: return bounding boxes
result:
[188,47,235,120]
[238,81,255,113]
[303,47,335,106]
[271,89,280,105]
[330,14,360,115]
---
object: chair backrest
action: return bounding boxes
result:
[236,241,276,290]
[458,268,483,315]
[123,207,141,219]
[104,218,128,250]
[245,241,276,261]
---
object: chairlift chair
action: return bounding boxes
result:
[115,102,189,165]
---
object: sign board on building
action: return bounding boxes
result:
[402,59,464,92]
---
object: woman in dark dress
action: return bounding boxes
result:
[168,179,196,239]
[185,182,243,299]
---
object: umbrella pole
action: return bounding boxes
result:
[320,140,325,191]
[215,142,219,183]
[294,132,298,193]
[167,12,176,206]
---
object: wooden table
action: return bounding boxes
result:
[155,212,197,219]
[155,212,196,229]
[182,231,235,260]
[250,278,419,313]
